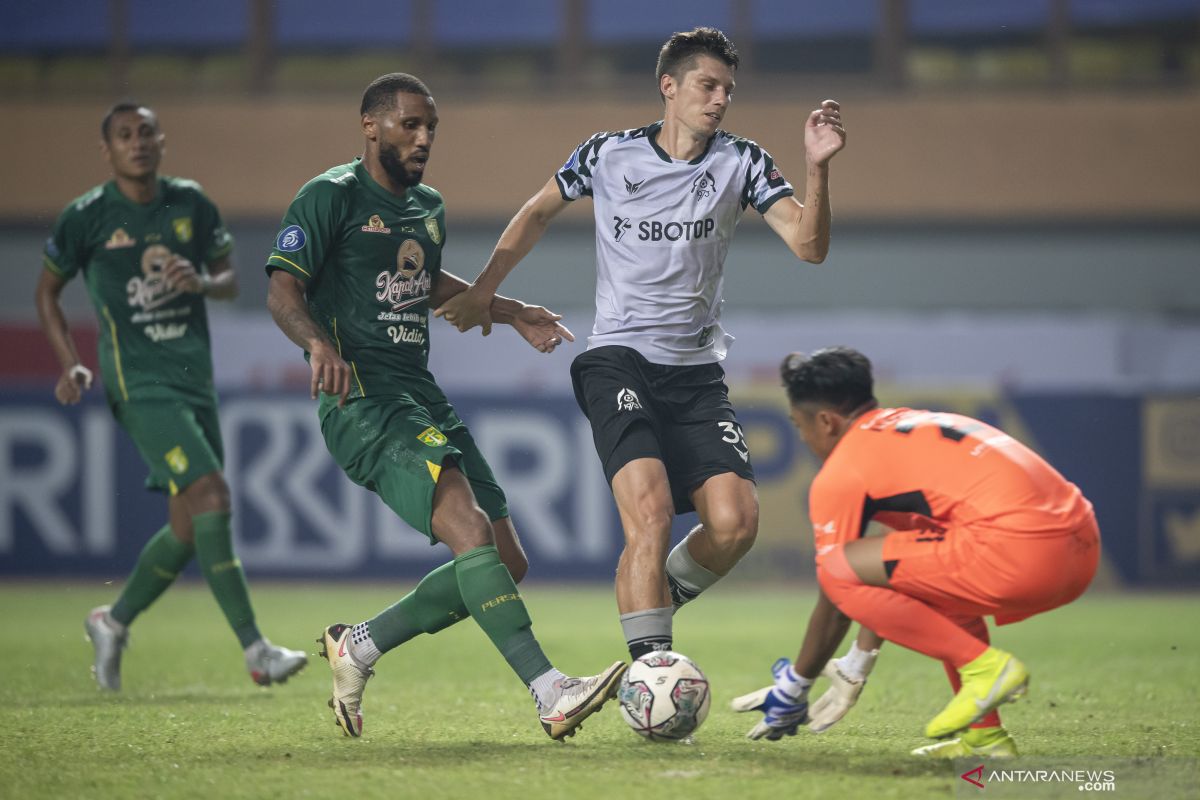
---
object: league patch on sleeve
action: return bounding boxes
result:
[44,237,60,259]
[276,225,306,252]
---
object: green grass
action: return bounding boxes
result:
[1,583,1197,799]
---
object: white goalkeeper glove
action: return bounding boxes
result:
[730,658,810,741]
[807,646,878,733]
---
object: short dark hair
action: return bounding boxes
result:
[655,27,739,100]
[360,73,432,117]
[780,347,877,416]
[101,102,156,141]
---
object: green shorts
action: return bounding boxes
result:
[320,393,509,542]
[114,399,225,495]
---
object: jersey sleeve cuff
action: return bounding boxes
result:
[42,255,69,278]
[553,174,578,202]
[266,253,312,281]
[756,188,795,215]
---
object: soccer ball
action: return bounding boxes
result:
[617,650,711,740]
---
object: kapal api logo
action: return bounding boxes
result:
[375,239,432,312]
[127,244,183,311]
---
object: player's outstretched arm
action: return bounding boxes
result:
[266,269,351,407]
[35,268,92,405]
[433,270,574,354]
[434,178,569,335]
[763,100,845,264]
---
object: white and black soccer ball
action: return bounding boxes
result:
[617,650,711,740]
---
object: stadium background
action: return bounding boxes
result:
[1,0,1198,589]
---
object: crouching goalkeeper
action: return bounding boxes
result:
[733,347,1100,758]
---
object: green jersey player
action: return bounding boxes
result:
[265,73,625,740]
[35,103,307,691]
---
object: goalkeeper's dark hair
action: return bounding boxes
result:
[655,27,739,101]
[780,347,877,416]
[101,102,157,142]
[361,73,432,117]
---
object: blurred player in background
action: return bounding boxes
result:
[437,27,845,661]
[733,346,1100,756]
[35,103,308,691]
[265,73,624,740]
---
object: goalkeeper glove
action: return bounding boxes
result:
[807,647,878,733]
[730,658,810,740]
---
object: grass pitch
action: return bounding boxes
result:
[1,581,1196,799]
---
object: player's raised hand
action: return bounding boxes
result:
[434,285,494,336]
[54,363,93,405]
[308,340,352,408]
[511,304,575,354]
[731,658,810,741]
[163,255,207,294]
[804,99,845,167]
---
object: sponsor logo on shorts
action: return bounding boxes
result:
[417,426,447,447]
[276,225,306,252]
[164,445,189,475]
[617,388,642,411]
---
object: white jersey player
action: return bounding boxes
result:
[437,27,846,662]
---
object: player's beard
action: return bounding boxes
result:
[379,141,425,188]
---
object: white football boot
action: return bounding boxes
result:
[317,624,373,737]
[538,661,627,740]
[244,638,308,686]
[84,605,128,691]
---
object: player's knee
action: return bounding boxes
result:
[816,544,862,597]
[703,504,759,553]
[180,472,230,515]
[503,550,529,584]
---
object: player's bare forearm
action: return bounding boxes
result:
[202,254,239,301]
[433,270,524,326]
[793,588,853,680]
[266,270,335,352]
[35,269,84,370]
[796,163,832,263]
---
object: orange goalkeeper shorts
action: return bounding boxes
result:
[881,513,1101,625]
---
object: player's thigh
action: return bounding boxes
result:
[880,527,1002,616]
[320,396,460,542]
[571,346,665,483]
[114,399,223,497]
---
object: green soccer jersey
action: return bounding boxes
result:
[265,159,446,400]
[43,177,234,406]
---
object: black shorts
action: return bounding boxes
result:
[570,345,755,514]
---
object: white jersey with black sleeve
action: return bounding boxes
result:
[554,121,795,366]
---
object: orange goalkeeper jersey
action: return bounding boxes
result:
[808,407,1093,555]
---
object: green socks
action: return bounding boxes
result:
[193,511,261,648]
[367,561,469,651]
[454,544,552,684]
[110,524,193,626]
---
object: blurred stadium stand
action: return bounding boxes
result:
[1,1,1198,584]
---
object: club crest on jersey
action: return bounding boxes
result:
[104,228,137,250]
[692,170,717,200]
[361,214,392,234]
[417,426,447,448]
[425,217,442,245]
[164,445,189,475]
[616,388,642,411]
[624,175,645,194]
[127,244,183,311]
[172,217,193,243]
[276,224,306,252]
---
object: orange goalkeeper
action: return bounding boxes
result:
[733,346,1100,757]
